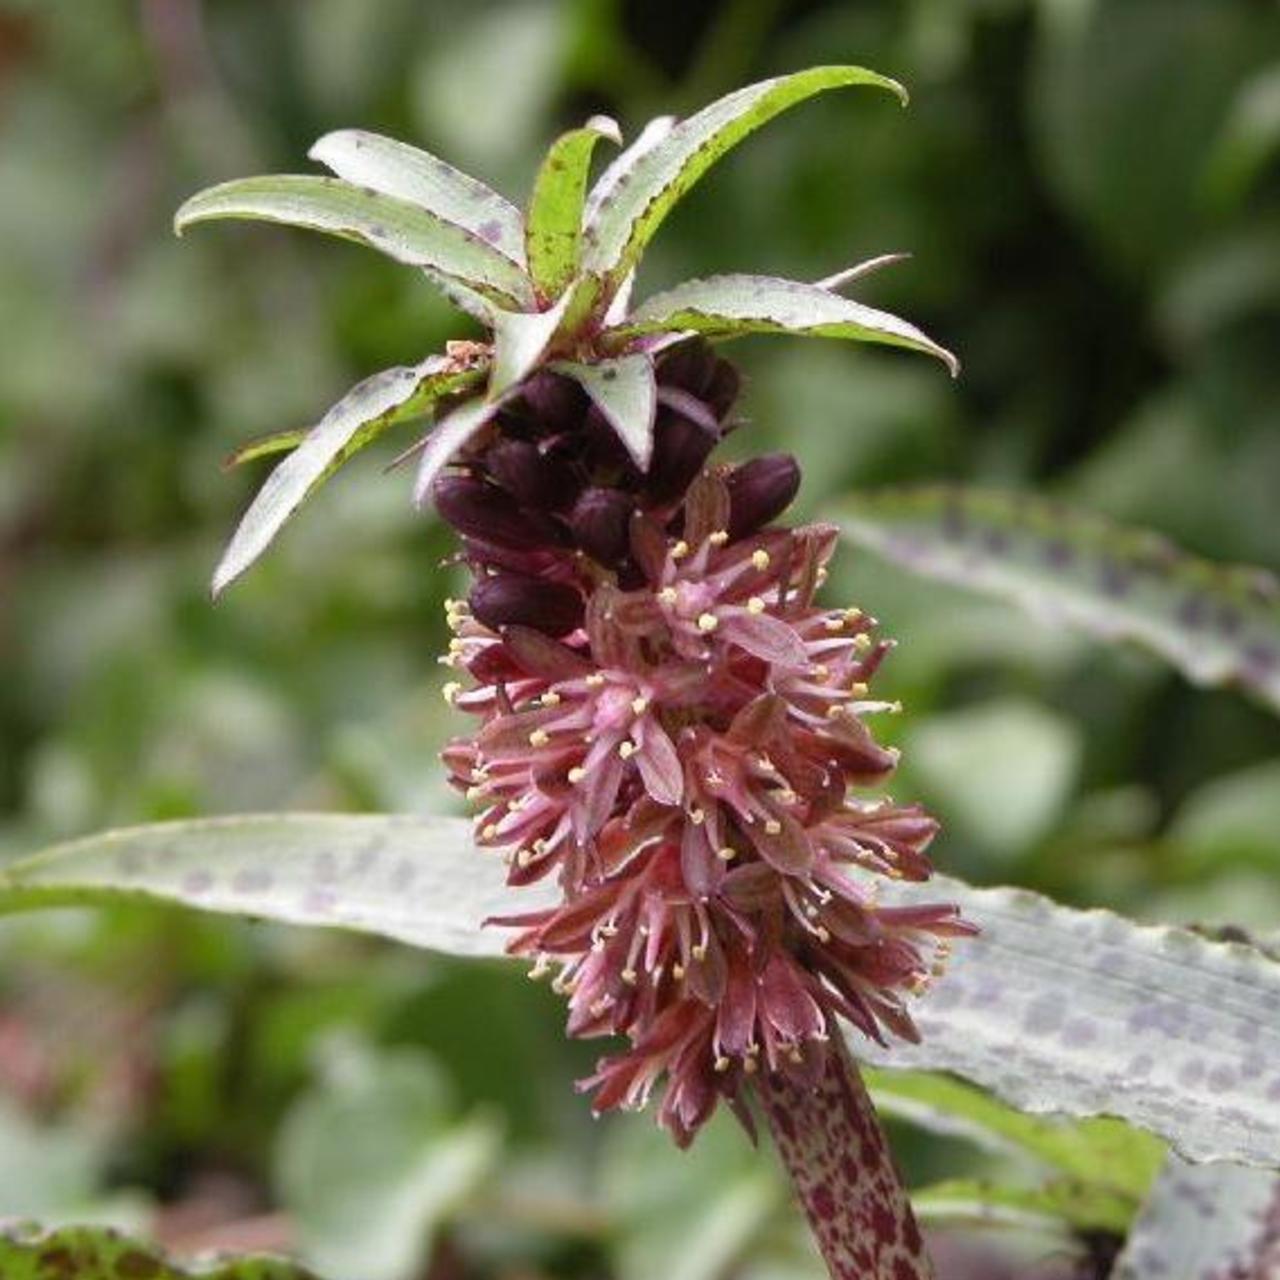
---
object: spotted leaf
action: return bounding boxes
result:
[550,353,656,468]
[834,487,1280,716]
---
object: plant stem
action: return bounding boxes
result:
[755,1037,934,1280]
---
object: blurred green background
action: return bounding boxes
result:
[1,2,1278,1277]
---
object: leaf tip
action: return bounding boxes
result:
[587,115,624,147]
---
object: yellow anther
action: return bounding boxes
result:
[826,704,846,720]
[482,824,499,840]
[716,846,737,862]
[671,540,690,560]
[442,681,462,704]
[714,1056,731,1073]
[567,766,586,784]
[813,664,829,678]
[541,691,561,706]
[586,673,605,687]
[672,963,686,981]
[815,567,829,585]
[691,943,707,961]
[747,596,766,614]
[517,848,532,867]
[849,682,869,697]
[658,586,678,605]
[814,926,831,943]
[888,700,904,714]
[621,968,638,986]
[845,608,863,623]
[528,729,550,747]
[466,786,485,802]
[631,696,650,715]
[853,633,873,652]
[764,819,782,835]
[709,529,729,546]
[449,637,465,652]
[824,617,845,632]
[751,549,770,571]
[618,740,638,760]
[697,612,719,633]
[689,808,705,825]
[743,1056,759,1075]
[788,1047,804,1065]
[776,789,798,805]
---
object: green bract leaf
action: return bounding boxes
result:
[612,275,958,374]
[582,66,906,293]
[550,354,656,468]
[912,1177,1132,1235]
[0,1223,317,1280]
[864,876,1280,1167]
[411,395,504,507]
[308,129,526,266]
[175,176,533,308]
[490,290,574,396]
[1110,1156,1280,1279]
[525,115,620,298]
[222,427,310,470]
[7,816,1280,1168]
[834,487,1280,715]
[213,357,484,596]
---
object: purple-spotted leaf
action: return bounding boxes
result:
[612,275,958,374]
[583,66,906,294]
[308,129,526,265]
[583,115,675,228]
[175,176,533,308]
[0,1222,318,1280]
[411,394,505,507]
[1110,1156,1280,1279]
[213,357,485,595]
[223,427,309,470]
[863,875,1280,1168]
[524,115,621,297]
[834,487,1280,715]
[489,290,574,395]
[550,354,656,468]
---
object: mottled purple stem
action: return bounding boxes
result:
[756,1037,934,1280]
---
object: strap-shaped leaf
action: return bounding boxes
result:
[309,129,526,266]
[913,1177,1133,1235]
[611,274,958,374]
[412,394,504,507]
[864,875,1280,1168]
[550,354,656,468]
[834,487,1280,715]
[489,290,574,396]
[582,66,906,291]
[175,175,533,308]
[223,427,309,470]
[583,115,675,228]
[4,815,1280,1169]
[525,115,620,298]
[0,1222,317,1280]
[213,357,484,596]
[1110,1156,1280,1279]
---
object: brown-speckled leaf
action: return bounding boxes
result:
[582,66,905,295]
[863,876,1280,1168]
[0,1222,317,1280]
[835,487,1280,715]
[611,275,958,374]
[550,354,656,468]
[175,175,533,308]
[1110,1156,1280,1279]
[213,357,485,596]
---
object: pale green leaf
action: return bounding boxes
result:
[0,1223,317,1280]
[175,175,533,308]
[1110,1155,1280,1279]
[612,275,958,374]
[582,66,906,292]
[223,428,309,471]
[912,1177,1133,1235]
[411,395,504,508]
[862,875,1280,1167]
[489,290,574,396]
[549,354,656,467]
[213,357,485,596]
[524,116,620,298]
[583,115,675,228]
[833,487,1280,715]
[308,129,526,264]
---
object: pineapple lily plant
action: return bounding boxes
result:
[4,64,1280,1280]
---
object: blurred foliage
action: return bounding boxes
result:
[1,1,1278,1277]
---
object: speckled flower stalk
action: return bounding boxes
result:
[177,65,968,1278]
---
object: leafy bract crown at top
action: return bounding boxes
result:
[175,65,957,597]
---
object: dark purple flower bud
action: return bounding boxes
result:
[646,408,718,504]
[485,439,580,512]
[470,572,584,636]
[518,371,589,435]
[726,453,801,539]
[583,407,644,486]
[704,359,742,420]
[434,474,564,550]
[657,339,718,398]
[570,487,636,566]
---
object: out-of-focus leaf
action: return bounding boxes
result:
[8,817,1280,1167]
[212,358,485,596]
[524,116,619,297]
[551,353,656,468]
[411,394,503,507]
[612,275,957,374]
[905,699,1080,857]
[0,1223,317,1280]
[1110,1155,1280,1279]
[490,291,573,396]
[912,1177,1131,1235]
[834,488,1280,715]
[867,1070,1162,1199]
[308,129,526,265]
[277,1038,498,1280]
[1168,758,1280,874]
[222,429,310,471]
[0,814,552,958]
[863,875,1280,1168]
[175,176,533,308]
[583,66,905,291]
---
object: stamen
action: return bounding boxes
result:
[697,612,719,632]
[751,549,770,571]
